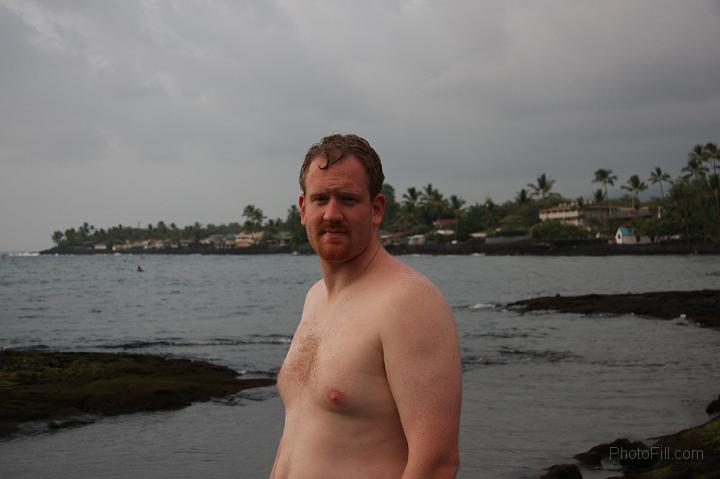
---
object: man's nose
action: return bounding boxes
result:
[323,197,343,222]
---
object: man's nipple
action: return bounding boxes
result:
[327,388,346,405]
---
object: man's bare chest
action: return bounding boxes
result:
[277,310,392,415]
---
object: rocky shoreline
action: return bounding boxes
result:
[511,290,720,477]
[509,289,720,328]
[0,350,275,439]
[541,401,720,478]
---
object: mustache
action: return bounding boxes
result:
[320,222,348,234]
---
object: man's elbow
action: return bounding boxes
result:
[438,447,460,478]
[407,447,460,479]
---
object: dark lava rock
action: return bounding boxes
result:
[0,350,276,437]
[707,395,720,415]
[541,464,583,479]
[509,289,720,328]
[574,438,655,469]
[573,448,603,466]
[47,417,95,430]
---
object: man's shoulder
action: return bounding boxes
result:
[376,256,459,364]
[374,256,452,332]
[380,256,447,306]
[303,279,325,305]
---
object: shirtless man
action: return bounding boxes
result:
[270,134,462,479]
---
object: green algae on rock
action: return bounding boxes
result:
[620,416,720,478]
[0,350,275,437]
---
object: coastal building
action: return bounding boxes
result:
[266,231,292,247]
[112,241,139,251]
[613,206,655,220]
[381,230,409,246]
[94,243,108,251]
[235,231,265,248]
[150,239,167,250]
[433,229,455,237]
[222,234,236,249]
[407,234,427,246]
[538,203,615,229]
[539,203,657,230]
[433,218,458,227]
[614,226,651,245]
[200,234,225,246]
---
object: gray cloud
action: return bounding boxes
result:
[1,0,719,251]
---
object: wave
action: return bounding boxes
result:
[100,335,293,350]
[453,302,498,311]
[468,302,497,310]
[236,367,279,377]
[461,354,507,371]
[212,387,278,405]
[498,346,581,363]
[461,347,582,371]
[462,331,540,340]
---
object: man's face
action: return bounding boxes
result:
[299,155,384,263]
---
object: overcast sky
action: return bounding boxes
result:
[1,1,719,251]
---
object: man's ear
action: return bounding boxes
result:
[299,195,306,225]
[372,193,385,226]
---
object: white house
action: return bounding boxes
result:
[615,226,651,245]
[407,234,427,246]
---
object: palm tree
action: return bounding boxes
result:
[592,169,617,204]
[420,183,448,222]
[704,142,719,186]
[703,143,720,236]
[649,167,671,199]
[621,174,648,209]
[381,184,399,225]
[682,144,709,180]
[515,188,530,205]
[398,187,422,228]
[592,189,605,203]
[592,168,617,231]
[449,194,466,242]
[402,187,421,208]
[527,173,556,199]
[242,204,266,230]
[52,231,64,246]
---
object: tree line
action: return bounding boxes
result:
[52,141,719,248]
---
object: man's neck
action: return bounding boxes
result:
[320,240,385,298]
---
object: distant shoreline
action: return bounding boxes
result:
[34,240,720,256]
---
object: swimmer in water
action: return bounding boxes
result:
[136,266,144,273]
[270,134,461,479]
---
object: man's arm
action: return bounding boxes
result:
[380,277,462,479]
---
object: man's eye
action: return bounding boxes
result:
[342,197,357,204]
[314,197,328,204]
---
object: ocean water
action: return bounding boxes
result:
[1,253,719,478]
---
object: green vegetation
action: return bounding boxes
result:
[528,221,589,241]
[50,142,720,250]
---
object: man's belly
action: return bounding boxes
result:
[271,408,408,479]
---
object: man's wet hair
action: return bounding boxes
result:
[300,134,385,199]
